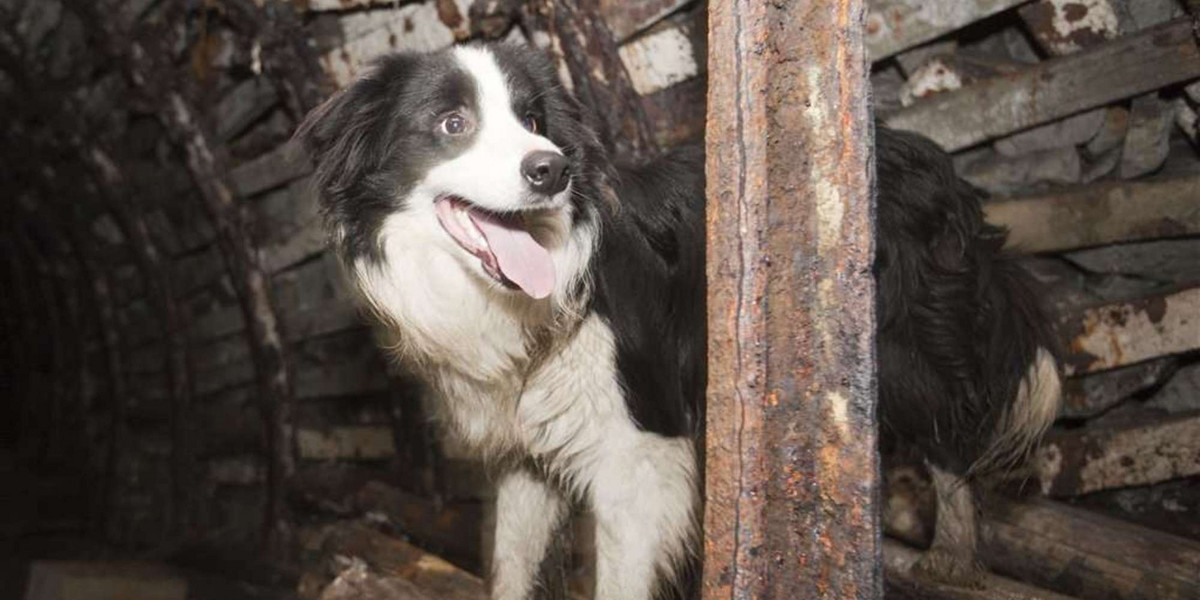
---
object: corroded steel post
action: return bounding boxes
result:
[703,1,880,599]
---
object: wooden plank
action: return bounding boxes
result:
[296,0,684,43]
[316,522,487,600]
[1057,286,1200,376]
[1060,357,1177,419]
[617,17,700,96]
[982,499,1200,600]
[601,0,691,41]
[865,0,1032,61]
[886,18,1200,151]
[229,141,312,198]
[290,329,390,399]
[1034,412,1200,497]
[985,175,1200,253]
[883,539,1079,600]
[318,3,458,88]
[272,253,362,342]
[704,1,880,598]
[290,466,484,570]
[24,561,188,600]
[296,426,394,460]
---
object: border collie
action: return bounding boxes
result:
[298,41,1060,597]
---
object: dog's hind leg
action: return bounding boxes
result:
[911,463,985,588]
[589,434,697,600]
[491,467,568,600]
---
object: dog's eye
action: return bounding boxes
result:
[522,112,541,134]
[440,113,469,135]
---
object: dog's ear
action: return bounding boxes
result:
[295,80,385,205]
[294,55,416,211]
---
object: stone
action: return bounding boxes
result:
[1144,362,1200,415]
[956,146,1081,194]
[1120,94,1172,179]
[1175,98,1199,146]
[894,39,957,77]
[1086,105,1129,156]
[1064,238,1200,285]
[994,108,1106,157]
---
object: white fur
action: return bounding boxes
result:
[420,46,570,213]
[975,346,1062,473]
[343,46,697,600]
[492,469,568,600]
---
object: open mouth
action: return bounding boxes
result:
[434,196,556,300]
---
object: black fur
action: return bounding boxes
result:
[593,147,707,437]
[874,126,1058,475]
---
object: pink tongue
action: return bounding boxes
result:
[470,212,556,299]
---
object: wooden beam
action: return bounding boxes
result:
[883,539,1079,600]
[522,0,660,161]
[982,499,1200,600]
[886,18,1200,151]
[865,0,1032,61]
[704,1,879,599]
[985,175,1200,253]
[1057,286,1200,376]
[1034,412,1200,497]
[316,523,487,600]
[1060,357,1177,419]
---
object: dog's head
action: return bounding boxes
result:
[297,43,609,320]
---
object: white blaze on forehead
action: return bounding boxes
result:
[416,46,564,213]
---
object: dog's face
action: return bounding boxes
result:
[298,43,608,311]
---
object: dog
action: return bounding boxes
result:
[297,41,1060,597]
[875,129,1062,585]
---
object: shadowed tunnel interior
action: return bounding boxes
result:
[2,0,1199,599]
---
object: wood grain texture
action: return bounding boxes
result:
[887,18,1200,150]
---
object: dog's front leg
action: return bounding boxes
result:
[491,467,568,600]
[590,435,697,600]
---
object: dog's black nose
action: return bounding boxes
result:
[521,151,568,196]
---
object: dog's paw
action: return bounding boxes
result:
[910,548,986,589]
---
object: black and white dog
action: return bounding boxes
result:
[298,42,1059,597]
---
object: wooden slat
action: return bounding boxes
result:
[884,539,1079,600]
[318,523,487,600]
[1060,357,1177,419]
[982,499,1200,600]
[886,18,1200,151]
[1058,286,1200,376]
[865,0,1032,61]
[229,141,312,198]
[1034,412,1200,497]
[986,176,1200,253]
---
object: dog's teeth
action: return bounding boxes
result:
[454,206,486,245]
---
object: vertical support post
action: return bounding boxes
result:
[703,1,880,599]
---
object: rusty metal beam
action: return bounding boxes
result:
[704,1,880,599]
